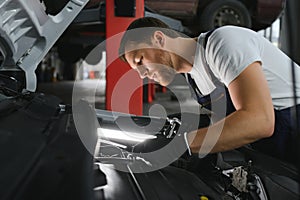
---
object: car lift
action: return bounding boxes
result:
[105,0,145,115]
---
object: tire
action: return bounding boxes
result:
[199,0,252,31]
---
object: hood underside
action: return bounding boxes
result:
[0,0,89,92]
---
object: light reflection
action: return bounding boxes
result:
[97,128,157,142]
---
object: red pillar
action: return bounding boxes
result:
[105,0,144,115]
[147,79,155,103]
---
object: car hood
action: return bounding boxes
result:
[0,0,89,92]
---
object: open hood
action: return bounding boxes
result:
[0,0,89,92]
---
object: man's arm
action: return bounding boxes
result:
[187,62,275,154]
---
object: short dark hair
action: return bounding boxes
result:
[118,17,180,62]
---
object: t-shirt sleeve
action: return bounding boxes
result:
[206,26,263,87]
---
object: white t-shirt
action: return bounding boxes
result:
[189,25,300,110]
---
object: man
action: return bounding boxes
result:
[118,17,300,164]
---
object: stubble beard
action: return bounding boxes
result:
[157,64,177,86]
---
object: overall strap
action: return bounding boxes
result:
[186,30,235,115]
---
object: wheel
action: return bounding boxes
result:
[199,0,251,31]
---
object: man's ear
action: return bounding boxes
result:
[153,31,165,47]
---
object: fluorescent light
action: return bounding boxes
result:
[97,128,157,143]
[100,140,127,149]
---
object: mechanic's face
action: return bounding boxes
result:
[124,41,177,86]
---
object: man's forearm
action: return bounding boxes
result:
[187,109,274,155]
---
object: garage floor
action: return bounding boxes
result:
[37,76,204,117]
